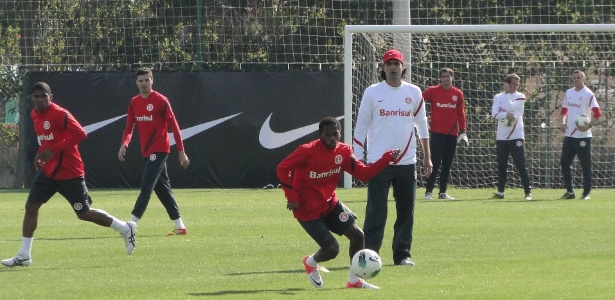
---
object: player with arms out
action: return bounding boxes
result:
[490,73,532,200]
[353,49,432,267]
[559,70,602,200]
[118,67,190,235]
[277,116,400,290]
[422,68,467,200]
[2,82,136,268]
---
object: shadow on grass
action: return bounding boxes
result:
[226,266,347,276]
[187,288,306,296]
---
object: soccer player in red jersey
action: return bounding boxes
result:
[422,68,467,200]
[2,82,136,268]
[118,67,190,236]
[277,116,399,289]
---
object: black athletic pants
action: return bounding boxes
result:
[425,132,458,194]
[560,137,592,195]
[131,152,181,220]
[495,139,532,194]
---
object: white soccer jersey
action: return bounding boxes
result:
[562,86,599,138]
[491,91,526,140]
[353,80,429,165]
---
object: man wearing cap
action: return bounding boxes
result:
[2,82,137,268]
[353,49,432,266]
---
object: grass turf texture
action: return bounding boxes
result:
[1,188,614,299]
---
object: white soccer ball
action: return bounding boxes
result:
[350,249,382,279]
[574,114,590,128]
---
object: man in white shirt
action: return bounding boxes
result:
[353,49,432,266]
[490,73,532,200]
[559,70,602,200]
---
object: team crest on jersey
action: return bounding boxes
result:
[339,211,349,222]
[149,154,157,161]
[452,95,458,102]
[405,97,412,104]
[73,203,83,210]
[43,121,50,130]
[579,141,587,147]
[147,104,154,111]
[516,140,523,147]
[335,155,342,164]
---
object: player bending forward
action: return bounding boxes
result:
[277,116,399,289]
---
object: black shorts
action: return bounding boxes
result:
[27,171,92,213]
[298,202,357,249]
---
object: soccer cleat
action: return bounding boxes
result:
[302,256,323,288]
[580,194,591,200]
[492,192,505,199]
[398,257,415,266]
[166,228,188,236]
[1,255,31,268]
[438,193,455,200]
[560,192,576,200]
[525,193,532,201]
[424,192,433,200]
[122,221,137,255]
[346,278,380,289]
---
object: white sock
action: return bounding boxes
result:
[173,217,185,229]
[306,255,318,267]
[110,218,128,233]
[348,268,360,283]
[18,237,33,258]
[130,214,140,223]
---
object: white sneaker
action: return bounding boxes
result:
[122,221,137,255]
[438,193,455,200]
[346,278,380,289]
[424,192,433,200]
[525,193,532,201]
[1,255,31,267]
[398,257,415,266]
[302,256,323,288]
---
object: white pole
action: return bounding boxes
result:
[343,26,353,189]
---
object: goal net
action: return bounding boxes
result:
[344,24,615,190]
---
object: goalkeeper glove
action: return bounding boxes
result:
[457,133,469,146]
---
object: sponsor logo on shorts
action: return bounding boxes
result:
[339,212,349,222]
[516,140,523,147]
[580,141,587,147]
[73,203,83,210]
[150,154,157,161]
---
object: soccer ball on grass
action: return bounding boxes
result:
[350,249,382,279]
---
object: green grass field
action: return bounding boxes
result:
[1,188,614,299]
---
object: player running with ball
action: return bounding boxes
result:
[277,117,399,290]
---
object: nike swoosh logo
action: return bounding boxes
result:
[170,113,242,146]
[309,276,323,287]
[83,115,127,134]
[259,113,343,149]
[83,113,241,145]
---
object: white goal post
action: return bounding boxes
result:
[343,24,615,189]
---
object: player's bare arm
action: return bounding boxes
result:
[179,151,190,169]
[420,138,433,177]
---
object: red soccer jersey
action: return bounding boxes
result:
[31,102,86,180]
[422,84,467,136]
[277,139,392,221]
[121,91,184,157]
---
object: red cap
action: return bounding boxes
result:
[383,49,404,64]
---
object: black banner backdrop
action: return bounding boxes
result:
[24,71,343,188]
